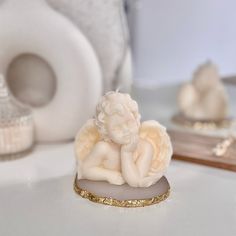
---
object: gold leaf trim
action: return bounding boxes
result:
[74,175,170,208]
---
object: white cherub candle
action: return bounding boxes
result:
[178,61,229,121]
[74,92,172,207]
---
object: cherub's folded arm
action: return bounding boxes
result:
[81,142,124,184]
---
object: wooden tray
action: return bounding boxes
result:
[223,75,236,86]
[168,130,236,172]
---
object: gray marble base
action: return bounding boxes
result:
[77,176,170,201]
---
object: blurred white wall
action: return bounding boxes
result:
[132,0,236,86]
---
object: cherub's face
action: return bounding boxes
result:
[106,112,139,145]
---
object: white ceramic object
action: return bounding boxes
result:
[0,0,102,142]
[47,0,132,92]
[115,49,133,92]
[75,92,172,187]
[178,61,229,120]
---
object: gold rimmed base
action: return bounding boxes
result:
[172,113,233,131]
[74,175,170,208]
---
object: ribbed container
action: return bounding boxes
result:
[0,75,34,158]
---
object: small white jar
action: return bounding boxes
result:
[0,75,34,158]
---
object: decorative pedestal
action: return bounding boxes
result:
[74,175,170,208]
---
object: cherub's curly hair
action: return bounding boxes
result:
[95,91,141,141]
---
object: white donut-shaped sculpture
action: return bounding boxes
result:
[0,0,102,142]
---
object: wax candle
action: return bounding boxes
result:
[75,91,172,187]
[73,91,173,207]
[0,75,34,157]
[178,61,229,121]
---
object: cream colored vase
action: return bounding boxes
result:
[0,0,102,142]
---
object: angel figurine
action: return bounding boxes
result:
[178,61,229,121]
[75,91,172,188]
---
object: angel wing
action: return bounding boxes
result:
[139,120,173,177]
[74,119,101,165]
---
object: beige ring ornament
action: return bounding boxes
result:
[0,0,102,142]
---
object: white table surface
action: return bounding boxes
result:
[0,85,236,236]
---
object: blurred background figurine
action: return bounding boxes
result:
[178,61,229,121]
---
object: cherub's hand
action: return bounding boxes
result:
[108,172,125,185]
[139,173,163,187]
[139,176,154,187]
[121,135,139,153]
